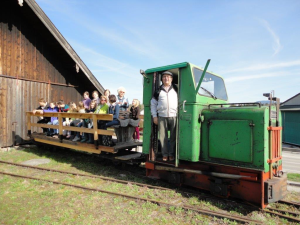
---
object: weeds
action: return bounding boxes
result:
[0,147,299,224]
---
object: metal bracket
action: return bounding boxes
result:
[183,100,187,112]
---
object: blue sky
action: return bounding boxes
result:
[36,0,300,103]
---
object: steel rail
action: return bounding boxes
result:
[278,200,300,208]
[0,170,262,224]
[0,160,170,191]
[267,207,300,216]
[263,208,300,223]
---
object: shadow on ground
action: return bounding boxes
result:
[13,143,260,216]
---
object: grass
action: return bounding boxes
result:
[288,173,300,182]
[0,146,299,224]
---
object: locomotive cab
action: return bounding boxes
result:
[142,61,228,165]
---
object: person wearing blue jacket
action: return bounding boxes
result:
[105,95,120,128]
[34,102,59,136]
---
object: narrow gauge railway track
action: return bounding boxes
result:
[0,161,262,224]
[262,200,300,223]
[0,160,169,191]
[278,200,300,208]
[263,208,300,223]
[0,160,249,206]
[1,160,300,223]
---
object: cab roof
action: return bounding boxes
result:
[145,62,223,79]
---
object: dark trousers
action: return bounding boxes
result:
[158,117,176,157]
[37,118,50,133]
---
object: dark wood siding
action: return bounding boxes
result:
[0,1,100,147]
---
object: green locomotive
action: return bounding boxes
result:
[141,60,287,208]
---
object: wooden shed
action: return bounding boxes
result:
[0,0,104,147]
[280,93,300,146]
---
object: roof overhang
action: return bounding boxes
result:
[23,0,104,94]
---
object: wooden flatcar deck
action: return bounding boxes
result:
[31,133,142,154]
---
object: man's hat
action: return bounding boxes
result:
[162,71,173,77]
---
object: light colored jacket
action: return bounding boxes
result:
[94,104,108,114]
[151,85,178,118]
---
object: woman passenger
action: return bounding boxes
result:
[116,87,129,111]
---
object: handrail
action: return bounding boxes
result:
[26,112,114,149]
[27,112,113,120]
[208,103,261,109]
[26,112,144,149]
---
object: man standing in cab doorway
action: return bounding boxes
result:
[151,71,178,162]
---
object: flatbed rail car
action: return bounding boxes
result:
[26,112,144,164]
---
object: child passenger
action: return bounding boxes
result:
[44,102,59,136]
[63,102,78,139]
[130,99,141,142]
[51,100,69,138]
[33,98,50,133]
[72,101,86,142]
[92,90,100,105]
[80,100,97,143]
[32,101,58,136]
[94,96,109,144]
[105,95,120,128]
[104,89,111,106]
[86,96,109,144]
[83,91,91,109]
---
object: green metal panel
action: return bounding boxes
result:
[201,106,269,171]
[282,111,300,146]
[208,120,253,163]
[142,73,154,154]
[177,64,228,162]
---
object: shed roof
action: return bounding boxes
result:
[23,0,104,93]
[280,93,300,107]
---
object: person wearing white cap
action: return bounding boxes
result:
[150,71,178,161]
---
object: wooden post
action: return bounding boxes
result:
[27,112,31,136]
[92,114,98,149]
[58,113,63,143]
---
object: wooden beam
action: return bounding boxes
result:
[27,112,113,121]
[30,123,115,135]
[33,136,116,154]
[34,137,101,154]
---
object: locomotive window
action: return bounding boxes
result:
[193,68,228,100]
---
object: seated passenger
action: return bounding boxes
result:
[116,87,129,111]
[130,99,141,142]
[95,96,109,144]
[32,98,50,133]
[52,100,69,137]
[92,90,100,105]
[85,96,109,144]
[83,91,91,109]
[43,102,59,136]
[105,95,120,128]
[80,100,97,143]
[104,89,111,106]
[63,102,78,139]
[72,101,86,142]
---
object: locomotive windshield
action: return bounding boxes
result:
[193,68,228,100]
